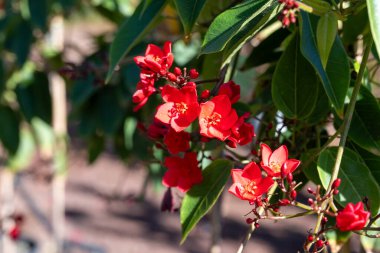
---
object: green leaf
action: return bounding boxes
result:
[0,105,20,155]
[87,134,105,164]
[8,128,35,171]
[241,28,290,70]
[316,12,337,68]
[342,8,369,44]
[307,81,331,124]
[180,159,233,243]
[342,87,380,156]
[106,0,167,82]
[16,71,52,124]
[201,0,278,55]
[367,0,380,57]
[299,12,349,115]
[28,0,48,30]
[174,0,207,35]
[272,32,319,119]
[317,147,380,215]
[221,4,280,66]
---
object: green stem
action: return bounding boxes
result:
[306,38,373,251]
[237,182,278,253]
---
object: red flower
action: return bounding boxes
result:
[134,41,174,75]
[9,225,21,240]
[132,78,156,112]
[155,84,200,132]
[260,143,300,177]
[147,119,169,139]
[218,81,240,104]
[199,95,238,141]
[336,202,370,231]
[163,152,203,192]
[227,113,255,148]
[164,128,191,154]
[228,162,274,202]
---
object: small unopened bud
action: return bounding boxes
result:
[332,178,341,189]
[286,173,293,183]
[308,198,314,206]
[307,235,314,242]
[254,222,260,228]
[201,89,210,99]
[290,190,297,200]
[189,69,199,79]
[174,67,182,76]
[333,189,339,195]
[167,72,177,82]
[321,217,328,225]
[325,241,329,246]
[307,187,315,195]
[279,199,291,206]
[246,218,254,224]
[316,239,324,248]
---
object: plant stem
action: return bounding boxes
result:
[237,182,278,253]
[306,38,373,251]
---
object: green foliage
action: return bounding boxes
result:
[316,12,337,68]
[174,0,207,35]
[272,32,319,119]
[318,147,380,215]
[180,159,233,243]
[367,0,380,56]
[106,0,168,82]
[0,105,20,155]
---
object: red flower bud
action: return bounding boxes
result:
[307,187,315,195]
[167,72,177,82]
[246,218,254,224]
[322,217,328,225]
[279,199,291,206]
[254,222,260,228]
[332,178,341,189]
[286,173,293,183]
[307,235,314,242]
[333,189,339,195]
[290,190,297,200]
[308,198,314,206]
[189,69,199,79]
[174,67,182,76]
[201,89,210,99]
[9,226,20,240]
[316,239,324,248]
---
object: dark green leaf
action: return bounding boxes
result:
[344,86,380,156]
[351,143,380,186]
[316,11,337,68]
[87,134,105,164]
[301,149,323,185]
[342,8,369,44]
[317,147,380,215]
[70,76,98,108]
[299,12,349,115]
[307,81,331,124]
[201,0,278,55]
[4,18,33,66]
[0,105,20,155]
[181,159,233,243]
[241,28,290,70]
[174,0,207,35]
[16,71,52,123]
[367,0,380,56]
[28,0,48,30]
[272,32,319,119]
[106,0,167,82]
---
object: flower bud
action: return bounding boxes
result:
[279,199,290,206]
[189,69,199,79]
[307,235,314,242]
[308,198,314,206]
[246,218,254,224]
[167,72,177,82]
[316,239,324,248]
[333,189,339,195]
[174,67,182,76]
[254,222,260,228]
[322,217,328,225]
[290,190,297,200]
[286,173,293,183]
[332,178,341,189]
[307,187,315,195]
[201,89,210,99]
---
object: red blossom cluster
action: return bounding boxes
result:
[278,0,299,27]
[336,202,370,231]
[132,42,255,194]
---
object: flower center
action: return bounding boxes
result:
[169,102,188,117]
[205,112,221,127]
[240,181,258,199]
[269,161,281,173]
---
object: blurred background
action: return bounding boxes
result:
[0,1,375,253]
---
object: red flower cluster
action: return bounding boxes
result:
[132,42,256,193]
[229,143,301,203]
[278,0,299,27]
[336,202,370,231]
